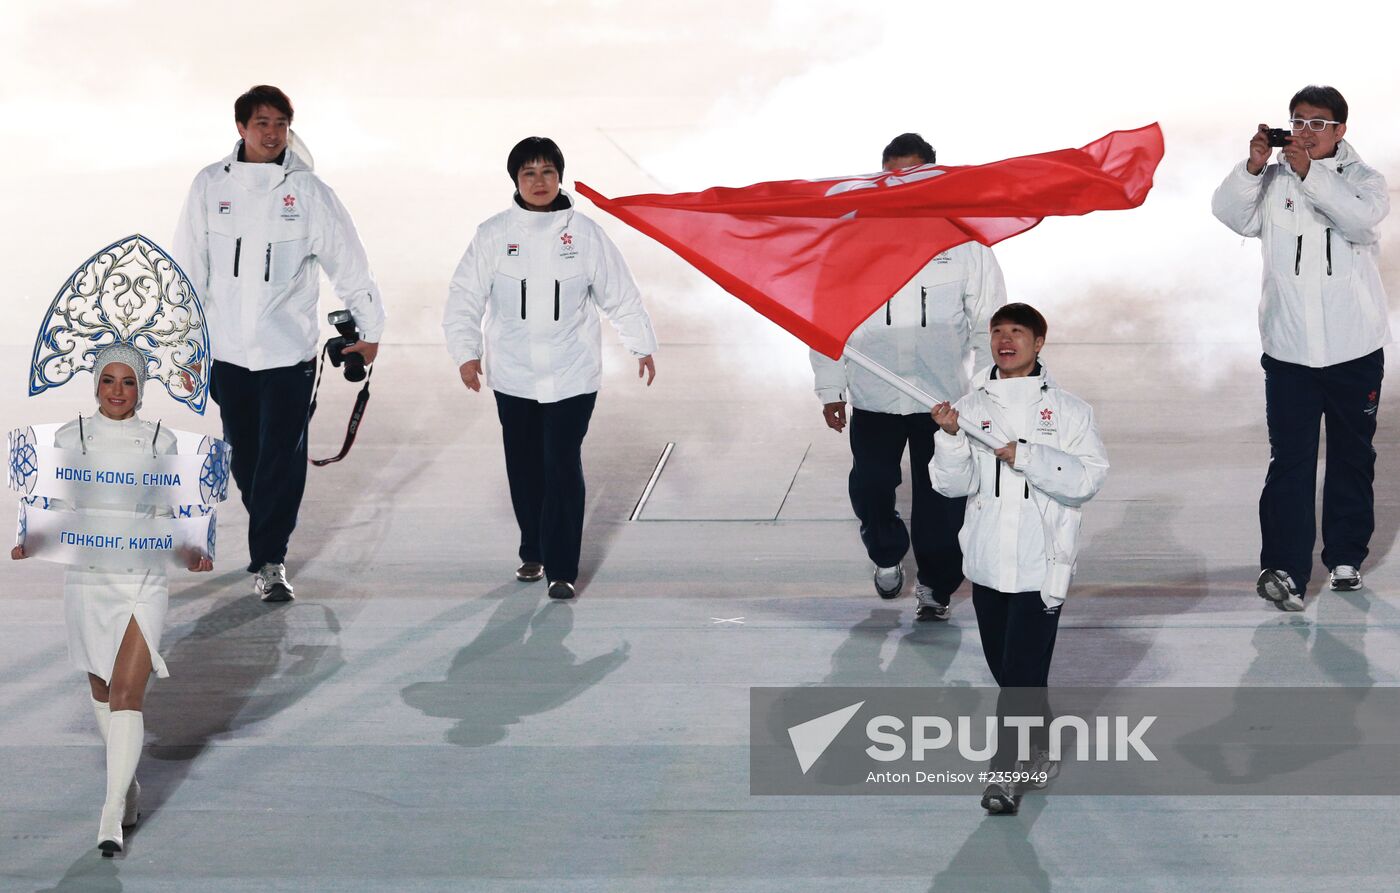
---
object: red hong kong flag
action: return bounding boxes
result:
[576,123,1164,359]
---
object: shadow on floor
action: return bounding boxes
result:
[929,793,1051,892]
[401,591,629,746]
[139,579,345,825]
[32,848,121,893]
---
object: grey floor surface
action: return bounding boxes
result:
[3,341,1399,892]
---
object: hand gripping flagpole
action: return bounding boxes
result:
[842,346,1005,451]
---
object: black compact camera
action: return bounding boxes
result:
[326,310,367,382]
[1267,128,1291,148]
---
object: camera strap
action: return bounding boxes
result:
[304,345,373,466]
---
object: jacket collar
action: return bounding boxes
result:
[1332,139,1361,169]
[508,189,576,229]
[221,141,311,191]
[974,362,1054,406]
[1279,138,1363,180]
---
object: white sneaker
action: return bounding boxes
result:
[255,563,295,602]
[873,565,905,599]
[1329,565,1362,591]
[1256,569,1303,612]
[913,584,951,621]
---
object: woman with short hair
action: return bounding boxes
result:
[443,137,658,599]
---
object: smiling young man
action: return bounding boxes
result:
[1212,85,1390,612]
[174,85,387,603]
[930,303,1108,814]
[812,133,1005,619]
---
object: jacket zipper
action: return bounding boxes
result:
[1325,228,1333,276]
[1294,235,1302,276]
[263,243,271,282]
[920,287,927,327]
[233,237,242,277]
[520,280,528,319]
[885,300,892,325]
[994,459,1001,497]
[554,280,561,321]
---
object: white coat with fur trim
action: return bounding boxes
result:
[930,366,1108,607]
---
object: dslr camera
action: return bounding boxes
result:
[1267,128,1291,148]
[326,309,367,382]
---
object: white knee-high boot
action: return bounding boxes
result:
[98,710,144,855]
[90,697,140,826]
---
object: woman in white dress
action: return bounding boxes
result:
[11,344,212,856]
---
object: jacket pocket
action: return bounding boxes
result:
[266,237,310,283]
[555,275,589,323]
[491,271,525,319]
[207,231,238,279]
[919,278,968,329]
[1268,223,1299,278]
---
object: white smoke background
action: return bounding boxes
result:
[2,0,1398,395]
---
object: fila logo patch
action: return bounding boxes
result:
[1284,198,1295,212]
[506,244,519,256]
[218,201,231,214]
[980,420,992,432]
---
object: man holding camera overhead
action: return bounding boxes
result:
[174,85,385,603]
[1212,85,1390,612]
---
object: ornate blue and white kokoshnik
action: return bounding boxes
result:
[29,234,210,414]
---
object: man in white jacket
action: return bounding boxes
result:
[1211,85,1389,611]
[811,133,1005,620]
[930,303,1108,813]
[174,85,385,602]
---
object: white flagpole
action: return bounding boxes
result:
[842,346,1005,451]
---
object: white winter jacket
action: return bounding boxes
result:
[443,193,658,403]
[930,365,1108,607]
[173,142,387,372]
[1211,141,1390,368]
[810,243,1004,414]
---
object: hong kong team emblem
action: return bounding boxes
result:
[283,194,296,209]
[1041,409,1054,421]
[558,232,578,259]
